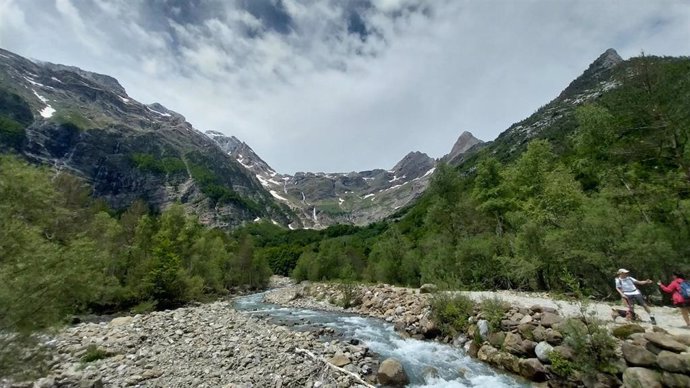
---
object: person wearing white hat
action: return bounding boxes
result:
[615,268,656,325]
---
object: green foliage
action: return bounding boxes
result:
[549,350,575,377]
[562,317,618,375]
[131,153,186,175]
[481,297,509,331]
[80,345,110,363]
[0,115,25,149]
[336,283,362,309]
[611,324,645,340]
[430,293,475,337]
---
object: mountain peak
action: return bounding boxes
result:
[444,131,483,164]
[591,48,623,71]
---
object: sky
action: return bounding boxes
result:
[1,0,689,174]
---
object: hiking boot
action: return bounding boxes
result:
[650,316,657,325]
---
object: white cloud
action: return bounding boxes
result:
[1,0,689,173]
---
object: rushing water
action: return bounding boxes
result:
[234,292,528,388]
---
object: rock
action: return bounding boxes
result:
[328,353,350,367]
[517,323,536,340]
[540,312,562,328]
[477,345,499,362]
[453,334,468,347]
[673,334,690,347]
[612,323,646,340]
[467,340,480,358]
[662,371,690,388]
[488,332,506,348]
[419,284,437,294]
[656,350,690,373]
[519,358,547,381]
[377,358,409,387]
[644,333,688,353]
[544,329,563,345]
[477,319,490,340]
[530,305,545,313]
[532,326,546,342]
[500,319,519,331]
[622,342,657,367]
[535,341,553,363]
[519,314,533,324]
[622,367,662,388]
[521,340,537,357]
[110,316,132,326]
[511,313,525,322]
[492,351,521,374]
[503,332,525,356]
[583,373,621,388]
[34,376,56,388]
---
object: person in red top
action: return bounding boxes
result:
[657,271,690,327]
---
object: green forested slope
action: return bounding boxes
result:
[261,54,690,297]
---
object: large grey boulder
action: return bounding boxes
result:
[535,341,553,363]
[477,319,490,340]
[622,367,662,388]
[644,333,688,353]
[662,371,690,388]
[377,358,409,387]
[419,284,438,294]
[657,350,690,373]
[622,342,657,367]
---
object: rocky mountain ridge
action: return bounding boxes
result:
[207,130,481,228]
[0,48,296,228]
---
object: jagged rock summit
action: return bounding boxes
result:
[443,131,483,165]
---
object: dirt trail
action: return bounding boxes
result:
[458,289,689,336]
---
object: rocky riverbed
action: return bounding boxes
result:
[3,300,373,388]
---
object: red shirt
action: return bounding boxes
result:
[659,278,687,305]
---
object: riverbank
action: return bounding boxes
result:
[2,299,372,388]
[265,279,690,387]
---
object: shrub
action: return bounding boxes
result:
[80,345,110,363]
[131,300,157,315]
[481,296,509,331]
[430,293,475,337]
[562,317,618,375]
[336,283,362,309]
[549,350,575,377]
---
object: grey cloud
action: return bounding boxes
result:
[0,0,688,173]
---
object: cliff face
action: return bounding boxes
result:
[0,48,296,228]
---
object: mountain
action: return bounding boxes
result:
[207,130,445,228]
[0,48,297,228]
[442,131,484,165]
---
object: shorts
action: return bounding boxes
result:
[624,294,647,306]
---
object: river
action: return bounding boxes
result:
[234,292,528,388]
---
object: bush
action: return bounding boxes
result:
[562,317,618,375]
[430,293,475,337]
[80,345,110,363]
[481,297,509,331]
[549,350,575,377]
[336,283,362,309]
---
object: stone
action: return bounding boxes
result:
[492,351,521,374]
[540,312,562,328]
[467,340,480,358]
[622,367,662,388]
[662,371,690,388]
[477,319,490,340]
[517,323,536,340]
[552,345,575,361]
[644,333,688,353]
[518,358,547,382]
[521,340,537,357]
[477,345,499,362]
[35,376,56,388]
[110,316,133,326]
[673,334,690,347]
[376,358,409,387]
[535,341,553,364]
[544,329,563,345]
[488,331,506,348]
[657,350,690,373]
[611,323,646,339]
[519,314,533,324]
[419,284,437,294]
[622,342,657,367]
[511,313,525,322]
[503,332,525,356]
[532,326,546,342]
[328,353,351,367]
[500,319,519,331]
[530,305,545,313]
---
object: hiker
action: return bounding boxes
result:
[658,272,690,328]
[615,268,656,325]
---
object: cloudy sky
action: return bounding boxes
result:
[1,0,688,173]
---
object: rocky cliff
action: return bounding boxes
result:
[0,48,296,228]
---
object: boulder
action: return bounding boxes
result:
[377,358,409,387]
[535,341,553,363]
[622,367,662,388]
[621,342,657,367]
[492,351,521,374]
[477,345,499,362]
[500,319,519,331]
[532,326,546,342]
[544,329,563,345]
[552,345,575,361]
[488,331,506,348]
[521,339,537,357]
[519,314,533,324]
[477,319,490,340]
[673,334,690,347]
[517,323,536,340]
[662,371,690,388]
[110,316,133,326]
[644,333,688,353]
[540,312,562,328]
[612,323,646,340]
[328,353,350,367]
[503,332,525,356]
[518,358,547,382]
[467,340,480,358]
[656,350,690,373]
[419,284,438,294]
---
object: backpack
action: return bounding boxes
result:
[680,280,690,300]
